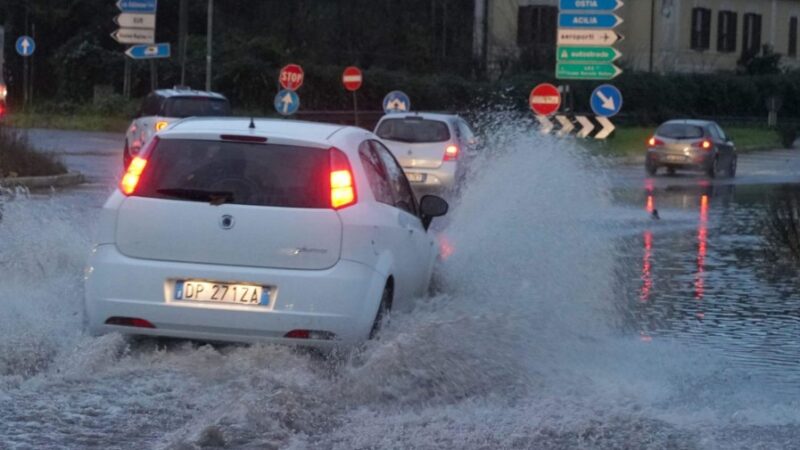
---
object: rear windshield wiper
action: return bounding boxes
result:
[156,188,234,205]
[378,136,417,143]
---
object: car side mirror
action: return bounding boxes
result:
[419,195,448,230]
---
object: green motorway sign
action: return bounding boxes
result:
[556,62,622,80]
[557,46,620,63]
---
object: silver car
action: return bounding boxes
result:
[645,120,737,178]
[375,113,477,195]
[124,88,231,167]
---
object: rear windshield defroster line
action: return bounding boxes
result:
[135,139,330,208]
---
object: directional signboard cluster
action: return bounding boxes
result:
[556,0,623,81]
[113,0,171,60]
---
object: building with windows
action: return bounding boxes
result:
[473,0,800,74]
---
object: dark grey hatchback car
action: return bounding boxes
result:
[645,120,737,178]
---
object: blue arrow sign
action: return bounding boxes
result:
[125,43,170,59]
[15,36,35,57]
[559,0,623,11]
[591,84,623,117]
[274,89,300,116]
[116,0,157,13]
[382,91,411,113]
[559,13,622,29]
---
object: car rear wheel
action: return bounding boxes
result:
[728,155,737,178]
[645,161,657,176]
[369,282,393,339]
[707,156,719,178]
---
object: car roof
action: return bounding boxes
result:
[660,119,714,127]
[163,117,364,145]
[154,88,227,100]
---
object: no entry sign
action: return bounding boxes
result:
[342,66,363,91]
[279,64,304,91]
[529,83,561,116]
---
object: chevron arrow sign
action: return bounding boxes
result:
[536,114,614,140]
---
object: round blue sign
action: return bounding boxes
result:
[382,90,411,113]
[590,84,623,118]
[274,89,300,116]
[15,36,35,57]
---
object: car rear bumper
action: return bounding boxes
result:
[402,163,458,193]
[84,244,386,347]
[646,150,713,169]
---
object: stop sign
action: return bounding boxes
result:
[279,64,304,91]
[529,83,561,116]
[342,66,363,92]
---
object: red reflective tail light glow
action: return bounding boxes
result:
[105,317,156,328]
[648,137,664,147]
[329,148,357,209]
[120,156,148,195]
[444,145,459,161]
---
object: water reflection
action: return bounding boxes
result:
[625,182,800,384]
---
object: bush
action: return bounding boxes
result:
[779,124,797,148]
[765,187,800,262]
[0,127,66,177]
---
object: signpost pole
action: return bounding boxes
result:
[30,24,35,106]
[150,59,157,91]
[179,0,188,85]
[352,91,359,127]
[206,0,213,91]
[123,56,131,98]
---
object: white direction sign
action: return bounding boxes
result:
[114,13,155,29]
[556,115,575,137]
[594,116,616,139]
[111,28,155,44]
[576,116,595,138]
[557,29,621,46]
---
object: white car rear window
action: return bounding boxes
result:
[376,118,450,143]
[135,139,329,208]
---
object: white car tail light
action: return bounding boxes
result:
[444,144,459,161]
[121,156,148,195]
[330,148,357,209]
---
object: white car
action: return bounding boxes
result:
[374,112,477,195]
[85,118,449,347]
[124,88,230,166]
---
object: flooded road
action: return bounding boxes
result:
[617,181,800,385]
[1,127,799,449]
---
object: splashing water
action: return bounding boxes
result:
[1,118,799,449]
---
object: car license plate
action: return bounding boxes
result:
[666,155,685,162]
[174,280,269,305]
[406,173,426,182]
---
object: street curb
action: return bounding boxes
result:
[0,172,85,190]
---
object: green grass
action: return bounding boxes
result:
[585,126,782,158]
[7,112,130,133]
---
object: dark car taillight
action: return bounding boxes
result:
[692,140,713,150]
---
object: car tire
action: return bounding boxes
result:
[707,156,718,178]
[645,161,657,176]
[369,282,393,339]
[728,155,737,178]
